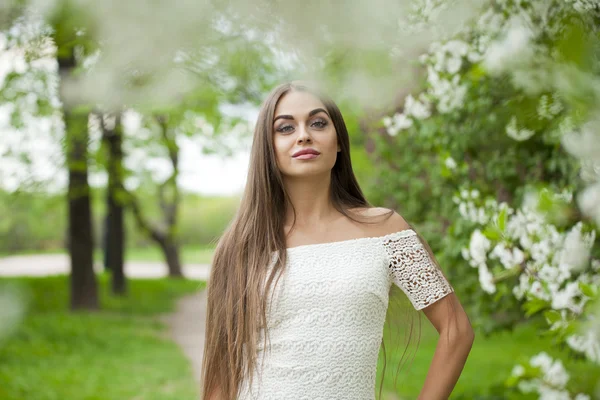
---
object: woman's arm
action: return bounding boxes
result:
[418,292,474,399]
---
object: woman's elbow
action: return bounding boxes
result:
[456,320,475,349]
[444,319,475,349]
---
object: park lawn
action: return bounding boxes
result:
[0,275,205,400]
[378,314,600,399]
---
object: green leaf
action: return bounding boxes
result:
[498,207,507,232]
[523,298,549,317]
[579,282,597,298]
[483,225,500,241]
[543,310,562,325]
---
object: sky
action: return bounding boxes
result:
[0,112,250,195]
[178,147,250,195]
[0,135,252,196]
[0,103,256,197]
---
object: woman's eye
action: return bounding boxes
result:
[311,120,327,128]
[276,125,294,133]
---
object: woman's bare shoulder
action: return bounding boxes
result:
[348,206,412,236]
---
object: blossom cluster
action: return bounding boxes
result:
[0,14,64,190]
[384,0,600,137]
[384,0,600,228]
[562,114,600,229]
[381,0,600,396]
[508,352,591,400]
[457,187,600,367]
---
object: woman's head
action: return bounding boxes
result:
[246,81,365,221]
[271,83,341,181]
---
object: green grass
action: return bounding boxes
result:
[0,275,205,400]
[0,247,66,258]
[377,312,600,399]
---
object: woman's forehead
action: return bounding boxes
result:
[274,91,326,117]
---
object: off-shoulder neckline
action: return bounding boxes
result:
[284,228,417,252]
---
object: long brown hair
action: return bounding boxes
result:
[201,81,446,399]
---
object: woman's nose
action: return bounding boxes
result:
[297,125,311,143]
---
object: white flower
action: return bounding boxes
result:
[567,330,600,363]
[514,274,530,299]
[443,40,469,57]
[543,359,570,388]
[538,387,570,400]
[446,56,462,74]
[530,352,569,390]
[461,247,470,261]
[558,223,595,273]
[469,229,491,266]
[12,52,28,74]
[483,16,535,75]
[393,113,413,130]
[574,394,591,400]
[512,247,525,265]
[529,280,550,301]
[537,95,550,119]
[561,113,600,163]
[519,232,533,250]
[478,264,496,294]
[404,94,431,120]
[565,0,600,12]
[538,264,559,282]
[517,380,538,393]
[506,116,535,141]
[383,113,413,137]
[511,364,525,377]
[382,116,392,128]
[387,125,400,137]
[577,183,600,228]
[491,243,525,270]
[531,240,553,264]
[426,67,468,113]
[444,156,457,169]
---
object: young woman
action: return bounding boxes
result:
[201,81,474,400]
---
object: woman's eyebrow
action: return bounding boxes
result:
[308,108,329,118]
[273,108,330,123]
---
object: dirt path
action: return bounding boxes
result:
[162,289,208,385]
[0,254,211,280]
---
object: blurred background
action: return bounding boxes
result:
[1,0,600,399]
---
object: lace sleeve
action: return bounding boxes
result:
[383,230,454,310]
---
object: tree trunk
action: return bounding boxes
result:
[103,113,127,295]
[65,109,99,310]
[129,196,185,279]
[126,113,184,279]
[160,237,183,278]
[59,50,98,311]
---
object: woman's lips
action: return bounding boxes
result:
[293,153,319,160]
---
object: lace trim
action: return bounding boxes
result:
[382,231,454,310]
[282,228,418,253]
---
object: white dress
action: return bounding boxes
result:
[237,229,455,400]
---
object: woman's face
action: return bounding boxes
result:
[272,90,340,178]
